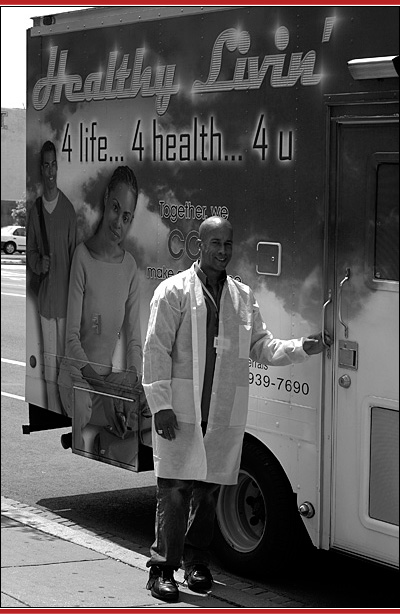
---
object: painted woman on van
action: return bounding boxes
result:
[58,165,143,455]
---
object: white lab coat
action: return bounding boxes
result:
[143,263,308,485]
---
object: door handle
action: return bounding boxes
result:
[338,268,350,338]
[322,289,332,358]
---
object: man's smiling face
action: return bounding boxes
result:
[199,220,233,276]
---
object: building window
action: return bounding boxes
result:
[1,111,8,129]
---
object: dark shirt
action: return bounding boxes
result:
[26,191,77,319]
[194,262,227,426]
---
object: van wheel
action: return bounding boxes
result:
[213,438,297,574]
[4,242,16,254]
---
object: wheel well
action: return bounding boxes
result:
[242,431,295,499]
[243,431,315,552]
[213,430,313,573]
[242,431,312,544]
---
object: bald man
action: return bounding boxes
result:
[143,216,330,602]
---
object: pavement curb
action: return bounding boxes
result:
[1,496,150,572]
[1,496,305,608]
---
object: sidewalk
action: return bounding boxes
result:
[1,496,302,610]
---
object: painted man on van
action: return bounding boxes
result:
[27,140,77,415]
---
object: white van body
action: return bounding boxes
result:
[24,6,399,572]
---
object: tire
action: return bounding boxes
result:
[4,242,16,254]
[213,437,298,574]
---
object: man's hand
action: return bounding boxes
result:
[41,255,50,274]
[303,330,332,355]
[154,409,179,441]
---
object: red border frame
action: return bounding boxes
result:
[2,2,398,613]
[2,610,400,613]
[1,0,400,5]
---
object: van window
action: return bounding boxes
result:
[374,162,399,282]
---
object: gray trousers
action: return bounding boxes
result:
[148,478,220,572]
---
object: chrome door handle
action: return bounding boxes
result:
[322,289,332,358]
[338,268,350,338]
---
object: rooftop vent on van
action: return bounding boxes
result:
[42,15,56,26]
[32,15,55,27]
[348,56,399,80]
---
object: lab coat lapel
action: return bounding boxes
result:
[190,265,207,424]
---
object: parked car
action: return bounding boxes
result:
[1,225,26,254]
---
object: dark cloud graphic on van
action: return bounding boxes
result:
[26,5,391,336]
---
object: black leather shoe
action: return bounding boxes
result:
[146,565,179,602]
[61,432,72,449]
[185,564,213,593]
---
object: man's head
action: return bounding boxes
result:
[40,141,58,199]
[198,216,233,277]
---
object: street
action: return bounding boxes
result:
[1,260,399,608]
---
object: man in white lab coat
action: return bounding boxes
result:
[143,216,330,602]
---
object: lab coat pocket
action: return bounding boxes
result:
[239,324,252,359]
[171,377,196,423]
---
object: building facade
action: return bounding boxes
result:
[1,108,26,227]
